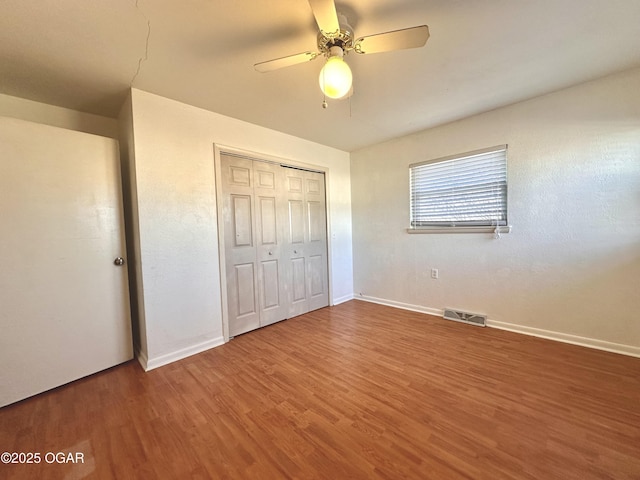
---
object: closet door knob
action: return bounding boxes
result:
[114,257,125,266]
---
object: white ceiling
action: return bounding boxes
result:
[1,0,640,151]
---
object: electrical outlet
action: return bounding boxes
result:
[431,268,439,279]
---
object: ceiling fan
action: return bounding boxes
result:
[254,0,429,105]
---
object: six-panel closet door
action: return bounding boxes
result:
[282,166,329,317]
[220,154,329,337]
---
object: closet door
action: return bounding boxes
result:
[304,171,329,311]
[220,154,329,336]
[283,168,329,317]
[221,155,260,336]
[221,155,289,336]
[284,168,310,317]
[253,161,288,326]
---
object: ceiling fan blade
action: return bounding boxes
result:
[354,25,430,55]
[254,51,319,73]
[308,0,340,36]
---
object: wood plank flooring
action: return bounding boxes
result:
[1,300,639,479]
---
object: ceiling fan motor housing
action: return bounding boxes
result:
[317,16,354,56]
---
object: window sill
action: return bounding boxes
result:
[407,225,512,234]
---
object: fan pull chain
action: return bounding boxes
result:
[322,58,328,109]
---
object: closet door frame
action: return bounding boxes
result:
[214,144,333,342]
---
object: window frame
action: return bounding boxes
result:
[408,145,510,234]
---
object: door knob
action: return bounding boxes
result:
[114,257,125,266]
[268,251,273,255]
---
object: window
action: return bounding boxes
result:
[409,145,508,232]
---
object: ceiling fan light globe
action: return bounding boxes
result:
[319,56,352,99]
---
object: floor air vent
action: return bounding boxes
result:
[443,308,487,327]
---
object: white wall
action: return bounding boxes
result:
[351,67,640,355]
[127,89,353,369]
[0,93,118,139]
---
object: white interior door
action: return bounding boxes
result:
[220,153,328,337]
[283,167,329,316]
[0,117,133,407]
[221,155,261,336]
[303,170,329,311]
[283,168,309,317]
[253,161,288,327]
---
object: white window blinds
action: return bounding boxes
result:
[410,145,508,228]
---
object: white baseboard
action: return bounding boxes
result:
[487,320,640,358]
[355,295,442,317]
[332,293,355,305]
[136,336,226,372]
[355,295,640,358]
[135,347,148,371]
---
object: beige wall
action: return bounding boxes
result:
[351,67,640,355]
[0,93,118,139]
[127,89,353,369]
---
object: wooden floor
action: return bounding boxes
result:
[1,300,639,479]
